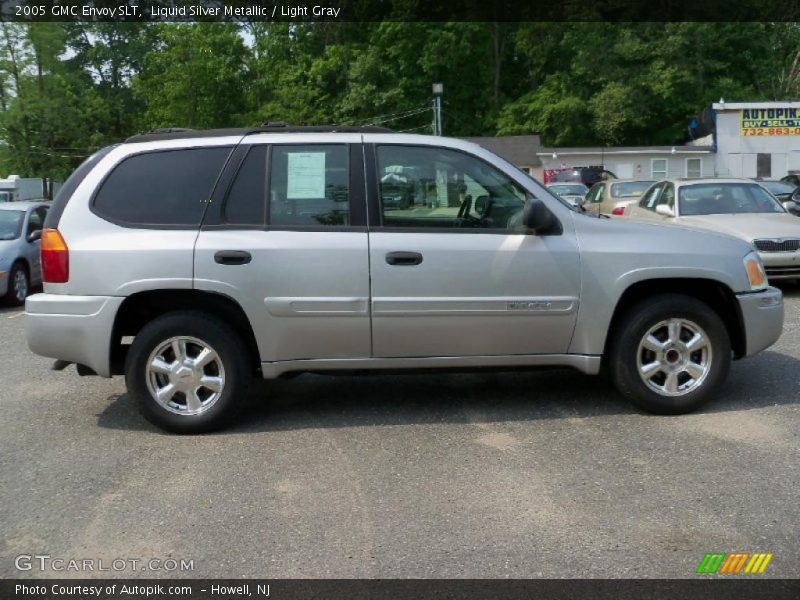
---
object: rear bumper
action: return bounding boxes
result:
[736,287,784,357]
[25,293,123,377]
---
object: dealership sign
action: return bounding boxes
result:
[740,107,800,136]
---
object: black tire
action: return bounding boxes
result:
[125,311,252,433]
[4,262,29,306]
[609,294,731,415]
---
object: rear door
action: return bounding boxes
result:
[364,140,581,359]
[193,134,371,364]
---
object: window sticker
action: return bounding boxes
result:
[287,152,326,199]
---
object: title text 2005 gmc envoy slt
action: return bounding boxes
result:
[25,126,784,433]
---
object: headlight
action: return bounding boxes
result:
[744,251,767,291]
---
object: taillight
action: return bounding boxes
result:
[41,228,69,283]
[611,206,625,216]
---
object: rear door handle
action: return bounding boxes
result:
[214,250,252,265]
[386,251,423,266]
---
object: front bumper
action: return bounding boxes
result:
[25,293,124,377]
[736,286,784,357]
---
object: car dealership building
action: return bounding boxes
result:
[475,101,800,183]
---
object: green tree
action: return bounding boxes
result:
[133,23,248,130]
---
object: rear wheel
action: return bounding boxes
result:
[4,263,29,306]
[125,311,252,433]
[609,294,731,414]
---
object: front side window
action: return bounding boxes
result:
[93,147,231,226]
[377,145,527,230]
[28,207,47,235]
[679,183,786,216]
[658,183,676,208]
[651,158,668,180]
[639,183,664,210]
[269,145,349,227]
[586,183,604,204]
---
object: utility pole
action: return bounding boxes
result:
[432,83,443,136]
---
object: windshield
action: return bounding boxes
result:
[548,184,587,196]
[758,180,795,195]
[610,181,654,198]
[0,192,12,203]
[679,183,786,216]
[0,210,24,240]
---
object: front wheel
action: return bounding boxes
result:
[125,311,252,433]
[609,294,731,414]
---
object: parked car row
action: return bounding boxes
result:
[547,175,800,283]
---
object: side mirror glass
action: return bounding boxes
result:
[522,196,559,233]
[655,204,675,217]
[783,200,800,216]
[28,229,42,242]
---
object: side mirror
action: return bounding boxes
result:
[522,196,559,233]
[655,204,675,217]
[783,200,800,216]
[27,229,42,242]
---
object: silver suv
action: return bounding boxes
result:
[25,127,784,433]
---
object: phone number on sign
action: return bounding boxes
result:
[742,127,800,136]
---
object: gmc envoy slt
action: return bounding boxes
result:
[25,126,784,432]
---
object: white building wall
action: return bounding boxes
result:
[714,107,800,178]
[540,153,714,181]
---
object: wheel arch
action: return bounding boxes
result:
[110,289,260,375]
[602,278,745,365]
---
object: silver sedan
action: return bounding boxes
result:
[0,202,49,305]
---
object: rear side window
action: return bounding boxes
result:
[93,147,231,226]
[269,145,349,227]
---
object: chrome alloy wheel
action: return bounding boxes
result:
[636,318,712,397]
[13,268,28,302]
[145,336,225,416]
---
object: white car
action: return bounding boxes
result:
[626,178,800,281]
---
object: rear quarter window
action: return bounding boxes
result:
[93,147,232,227]
[45,144,117,229]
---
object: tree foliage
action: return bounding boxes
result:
[0,22,798,178]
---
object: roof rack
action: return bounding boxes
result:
[124,124,394,143]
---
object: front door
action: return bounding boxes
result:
[366,143,581,358]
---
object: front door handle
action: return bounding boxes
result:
[386,251,423,266]
[214,250,252,265]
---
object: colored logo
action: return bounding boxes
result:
[696,552,773,574]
